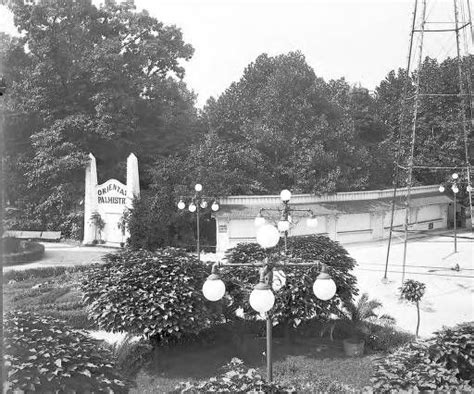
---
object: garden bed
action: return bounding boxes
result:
[3,237,45,265]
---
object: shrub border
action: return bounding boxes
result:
[4,241,45,265]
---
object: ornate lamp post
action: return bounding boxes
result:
[254,189,319,252]
[201,222,337,383]
[439,173,473,253]
[177,183,219,261]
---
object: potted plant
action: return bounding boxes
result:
[117,210,130,247]
[340,293,394,356]
[89,211,105,244]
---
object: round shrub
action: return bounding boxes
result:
[371,322,474,391]
[81,248,222,344]
[223,235,358,329]
[3,237,21,253]
[3,239,45,265]
[3,311,129,393]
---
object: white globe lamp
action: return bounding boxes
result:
[280,189,292,202]
[254,215,266,226]
[202,275,226,302]
[307,216,318,228]
[277,220,290,232]
[177,200,185,210]
[211,202,219,211]
[195,183,203,192]
[439,185,445,193]
[200,201,208,209]
[452,185,459,194]
[188,203,197,213]
[249,283,275,313]
[313,265,337,301]
[256,224,280,249]
[452,173,459,180]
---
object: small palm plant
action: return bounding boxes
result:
[341,293,395,353]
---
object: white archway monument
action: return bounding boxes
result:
[83,153,140,245]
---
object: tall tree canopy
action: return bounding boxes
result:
[2,0,200,236]
[152,51,377,198]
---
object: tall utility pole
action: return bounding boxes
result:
[0,75,6,388]
[453,0,474,230]
[384,0,473,284]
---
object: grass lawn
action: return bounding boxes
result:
[3,267,96,330]
[132,335,375,392]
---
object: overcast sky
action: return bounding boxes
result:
[1,0,469,107]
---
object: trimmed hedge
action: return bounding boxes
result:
[4,311,130,393]
[4,240,45,265]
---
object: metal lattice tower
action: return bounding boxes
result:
[383,0,473,284]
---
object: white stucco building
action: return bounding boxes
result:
[213,185,453,253]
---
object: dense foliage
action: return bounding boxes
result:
[152,52,379,197]
[371,322,474,391]
[177,358,296,393]
[125,191,214,251]
[1,0,200,237]
[81,248,221,344]
[3,311,129,393]
[223,235,358,335]
[376,56,473,187]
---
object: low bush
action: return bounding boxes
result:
[371,322,474,391]
[4,240,45,265]
[430,322,474,384]
[3,237,21,253]
[177,358,296,393]
[365,323,415,352]
[82,248,222,344]
[4,311,130,393]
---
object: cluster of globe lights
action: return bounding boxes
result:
[202,189,337,313]
[177,183,220,212]
[438,173,473,194]
[254,190,319,230]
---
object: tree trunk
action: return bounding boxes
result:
[415,301,420,337]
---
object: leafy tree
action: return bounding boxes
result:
[200,52,372,194]
[222,235,358,343]
[2,0,200,236]
[399,279,426,337]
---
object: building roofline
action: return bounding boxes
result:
[219,185,441,206]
